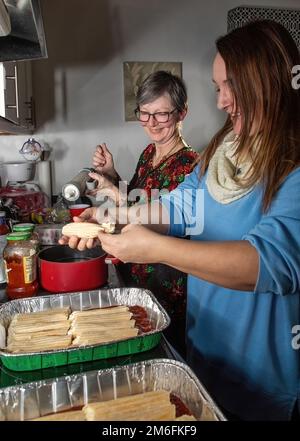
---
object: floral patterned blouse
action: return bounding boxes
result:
[118,143,198,355]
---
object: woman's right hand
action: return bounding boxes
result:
[93,143,117,179]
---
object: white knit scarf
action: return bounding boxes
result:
[206,131,254,204]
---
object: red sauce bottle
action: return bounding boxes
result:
[3,232,38,300]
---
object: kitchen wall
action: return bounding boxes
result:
[0,0,299,195]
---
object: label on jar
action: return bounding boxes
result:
[0,235,7,253]
[0,258,7,283]
[23,255,37,284]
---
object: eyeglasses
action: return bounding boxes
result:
[134,108,177,123]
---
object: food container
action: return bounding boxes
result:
[38,245,109,292]
[34,224,63,245]
[0,359,226,421]
[0,186,47,221]
[68,204,90,219]
[0,161,36,184]
[3,232,39,300]
[0,288,170,371]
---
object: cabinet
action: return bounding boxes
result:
[0,61,35,133]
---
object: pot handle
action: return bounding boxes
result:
[105,254,121,264]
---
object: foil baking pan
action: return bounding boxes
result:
[0,359,226,421]
[0,288,170,372]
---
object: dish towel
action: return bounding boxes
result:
[206,131,254,204]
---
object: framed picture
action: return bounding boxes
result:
[123,61,182,121]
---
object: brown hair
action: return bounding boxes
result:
[136,70,188,113]
[198,20,300,211]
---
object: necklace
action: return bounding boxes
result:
[130,140,189,192]
[151,138,188,169]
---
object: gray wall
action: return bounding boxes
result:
[0,0,299,195]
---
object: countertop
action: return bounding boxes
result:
[0,265,180,389]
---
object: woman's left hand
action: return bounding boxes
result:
[98,224,161,263]
[87,172,114,195]
[59,207,101,250]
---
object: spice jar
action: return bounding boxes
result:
[13,223,39,252]
[3,232,38,300]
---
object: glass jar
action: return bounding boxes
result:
[13,223,39,252]
[0,210,10,286]
[0,211,9,236]
[3,232,38,300]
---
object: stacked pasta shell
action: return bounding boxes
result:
[69,306,138,346]
[6,305,140,353]
[7,308,72,352]
[32,390,198,421]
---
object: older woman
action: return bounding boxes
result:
[85,71,198,357]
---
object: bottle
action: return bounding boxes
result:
[0,211,9,286]
[1,198,20,229]
[0,211,9,236]
[13,223,39,252]
[3,232,38,300]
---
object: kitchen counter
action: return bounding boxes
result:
[0,265,180,389]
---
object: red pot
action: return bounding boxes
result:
[38,245,111,293]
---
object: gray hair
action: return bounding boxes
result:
[136,70,187,112]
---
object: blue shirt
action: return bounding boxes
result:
[161,166,300,420]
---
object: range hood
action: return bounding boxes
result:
[0,0,11,36]
[0,0,47,62]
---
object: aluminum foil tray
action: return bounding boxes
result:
[0,359,226,421]
[0,288,170,372]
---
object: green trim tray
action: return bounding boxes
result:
[0,288,170,371]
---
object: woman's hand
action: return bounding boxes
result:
[93,143,117,180]
[87,171,126,207]
[88,172,113,192]
[58,207,100,250]
[98,224,162,263]
[87,171,117,199]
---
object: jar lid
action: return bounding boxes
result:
[13,223,34,232]
[7,232,31,241]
